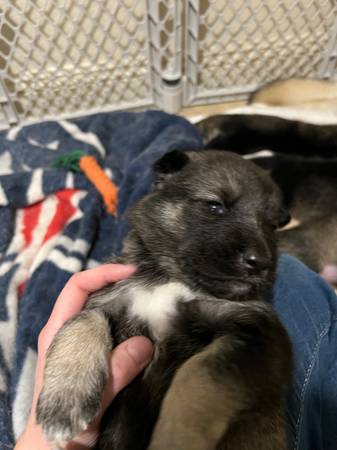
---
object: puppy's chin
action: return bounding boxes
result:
[187,270,275,301]
[199,279,254,300]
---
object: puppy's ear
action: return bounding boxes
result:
[153,150,190,186]
[278,207,291,228]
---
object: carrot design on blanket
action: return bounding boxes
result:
[54,150,119,215]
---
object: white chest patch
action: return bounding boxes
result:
[129,282,195,339]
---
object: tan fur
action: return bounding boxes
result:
[281,216,301,230]
[149,338,246,450]
[37,310,112,442]
[160,201,184,228]
[219,410,288,450]
[149,336,288,450]
[251,78,337,108]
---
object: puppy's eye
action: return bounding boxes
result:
[207,201,226,216]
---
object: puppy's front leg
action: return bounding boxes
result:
[151,300,292,450]
[36,309,112,443]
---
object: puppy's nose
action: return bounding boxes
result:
[243,254,269,274]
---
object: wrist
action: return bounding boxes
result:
[15,426,49,450]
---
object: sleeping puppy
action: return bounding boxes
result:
[197,114,337,159]
[249,78,337,108]
[36,150,292,450]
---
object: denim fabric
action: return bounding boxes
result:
[272,254,337,450]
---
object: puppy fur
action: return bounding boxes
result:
[249,78,337,108]
[197,114,337,277]
[36,150,292,450]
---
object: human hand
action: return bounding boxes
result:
[15,264,153,450]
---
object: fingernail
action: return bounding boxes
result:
[123,264,137,271]
[126,337,153,366]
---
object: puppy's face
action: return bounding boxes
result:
[127,150,289,300]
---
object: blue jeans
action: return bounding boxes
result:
[272,254,337,450]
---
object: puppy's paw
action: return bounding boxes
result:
[36,310,112,443]
[36,367,107,442]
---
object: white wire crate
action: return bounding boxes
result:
[0,0,337,129]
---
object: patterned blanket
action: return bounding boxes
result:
[0,110,202,448]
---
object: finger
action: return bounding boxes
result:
[43,264,136,345]
[101,336,153,411]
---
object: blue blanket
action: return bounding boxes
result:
[0,110,202,447]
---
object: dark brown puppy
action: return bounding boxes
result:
[36,150,292,450]
[197,114,337,281]
[197,114,337,159]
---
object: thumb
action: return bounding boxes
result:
[101,336,153,411]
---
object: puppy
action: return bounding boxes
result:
[36,150,292,450]
[249,78,337,108]
[197,114,337,158]
[197,114,337,283]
